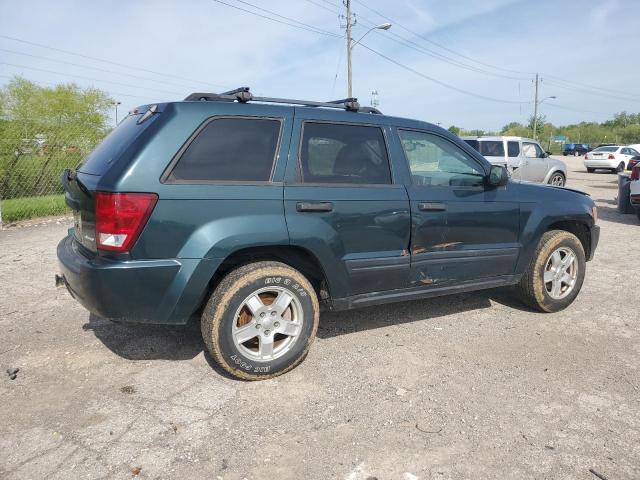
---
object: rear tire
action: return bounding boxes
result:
[615,162,625,173]
[586,168,595,173]
[517,230,586,313]
[201,261,319,380]
[573,151,579,157]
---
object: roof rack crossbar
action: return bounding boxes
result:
[183,88,381,114]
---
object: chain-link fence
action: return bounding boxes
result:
[0,126,107,226]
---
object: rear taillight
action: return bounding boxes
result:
[584,154,588,159]
[95,192,158,252]
[608,154,615,160]
[631,165,640,181]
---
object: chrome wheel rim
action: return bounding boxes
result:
[550,174,565,186]
[232,287,303,362]
[544,247,578,300]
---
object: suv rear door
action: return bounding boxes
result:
[392,128,520,287]
[520,141,549,182]
[283,109,411,298]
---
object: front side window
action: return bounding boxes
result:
[168,117,281,182]
[299,122,391,184]
[507,141,520,157]
[399,130,484,187]
[523,142,544,158]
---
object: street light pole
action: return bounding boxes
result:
[113,101,122,126]
[344,0,391,98]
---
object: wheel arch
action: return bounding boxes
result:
[206,245,332,305]
[545,220,591,260]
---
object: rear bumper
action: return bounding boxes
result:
[588,225,600,261]
[57,235,220,324]
[584,159,618,169]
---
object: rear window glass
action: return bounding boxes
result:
[593,146,617,152]
[479,141,505,157]
[299,122,391,184]
[77,114,153,176]
[169,117,281,182]
[463,139,479,151]
[507,141,520,157]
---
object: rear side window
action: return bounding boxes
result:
[299,122,391,184]
[507,141,520,157]
[168,117,281,182]
[479,141,505,157]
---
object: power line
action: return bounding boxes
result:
[0,62,183,97]
[358,43,528,104]
[0,34,227,89]
[0,48,206,91]
[351,0,534,77]
[0,74,161,101]
[543,78,640,103]
[211,0,341,37]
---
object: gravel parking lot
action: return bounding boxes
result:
[1,155,638,480]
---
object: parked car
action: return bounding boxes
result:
[563,143,590,156]
[630,164,640,221]
[57,88,600,380]
[462,136,567,186]
[584,145,640,173]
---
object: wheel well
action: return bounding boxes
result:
[207,245,330,301]
[547,220,590,258]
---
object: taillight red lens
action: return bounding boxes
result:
[631,166,640,181]
[95,192,158,252]
[584,154,588,159]
[608,154,615,160]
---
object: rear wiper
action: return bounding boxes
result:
[64,169,91,198]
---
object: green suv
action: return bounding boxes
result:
[58,88,600,380]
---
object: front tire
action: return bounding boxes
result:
[201,261,319,380]
[548,172,565,186]
[517,230,586,312]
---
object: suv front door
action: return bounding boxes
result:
[394,128,520,288]
[284,110,411,299]
[520,141,549,182]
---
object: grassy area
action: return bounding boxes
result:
[0,194,68,223]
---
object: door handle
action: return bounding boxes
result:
[296,201,333,212]
[418,202,446,212]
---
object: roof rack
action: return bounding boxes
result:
[183,87,382,114]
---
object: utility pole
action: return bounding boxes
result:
[533,73,539,140]
[113,101,122,126]
[344,0,354,98]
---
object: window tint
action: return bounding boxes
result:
[593,146,617,152]
[507,141,520,157]
[299,122,391,184]
[479,141,505,157]
[169,117,281,182]
[399,130,484,187]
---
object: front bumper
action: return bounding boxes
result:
[57,235,219,324]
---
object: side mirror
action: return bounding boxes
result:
[488,165,509,187]
[545,151,552,156]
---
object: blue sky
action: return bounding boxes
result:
[1,0,639,130]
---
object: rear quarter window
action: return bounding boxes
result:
[167,117,281,182]
[78,114,154,176]
[479,141,505,157]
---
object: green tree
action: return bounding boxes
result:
[0,77,113,199]
[447,125,461,135]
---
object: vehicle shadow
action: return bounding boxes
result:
[316,287,529,339]
[85,288,532,359]
[594,204,638,226]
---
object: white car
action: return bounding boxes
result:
[584,145,640,173]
